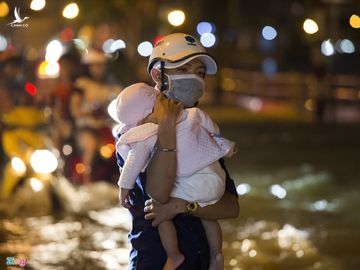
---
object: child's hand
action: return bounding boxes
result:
[120,188,131,208]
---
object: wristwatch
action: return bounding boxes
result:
[186,202,199,213]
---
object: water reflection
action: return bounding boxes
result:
[1,166,360,269]
[0,207,131,269]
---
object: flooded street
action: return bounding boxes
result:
[1,123,360,270]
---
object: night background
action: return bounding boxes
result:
[0,0,359,269]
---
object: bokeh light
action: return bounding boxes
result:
[102,39,114,54]
[62,144,73,156]
[167,10,185,26]
[75,163,86,174]
[313,200,328,211]
[60,27,74,42]
[303,19,319,34]
[262,26,277,40]
[38,61,60,78]
[30,149,58,174]
[0,34,7,51]
[270,184,287,199]
[63,3,79,19]
[46,61,60,77]
[340,39,355,54]
[11,157,26,175]
[110,39,126,52]
[321,40,335,56]
[349,14,360,29]
[30,178,44,192]
[137,41,153,57]
[38,61,48,77]
[30,0,46,11]
[197,21,213,35]
[25,82,37,96]
[73,38,87,51]
[45,40,63,62]
[200,33,216,48]
[100,144,115,159]
[236,183,251,195]
[0,1,9,17]
[249,249,257,257]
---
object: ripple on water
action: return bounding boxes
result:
[222,220,342,270]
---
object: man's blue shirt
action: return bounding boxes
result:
[116,134,238,270]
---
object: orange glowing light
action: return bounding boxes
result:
[100,144,115,158]
[75,163,86,174]
[38,61,48,77]
[0,2,9,17]
[349,14,360,29]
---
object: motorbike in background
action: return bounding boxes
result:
[0,106,60,216]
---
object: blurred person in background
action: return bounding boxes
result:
[0,55,32,111]
[0,56,32,171]
[0,55,46,198]
[115,33,239,270]
[66,49,121,185]
[70,48,121,132]
[64,127,118,185]
[51,51,81,152]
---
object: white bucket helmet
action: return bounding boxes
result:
[147,33,217,75]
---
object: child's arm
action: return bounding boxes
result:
[118,140,152,207]
[119,141,152,189]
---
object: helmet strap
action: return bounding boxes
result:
[160,61,167,92]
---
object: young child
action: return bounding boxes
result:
[115,82,235,270]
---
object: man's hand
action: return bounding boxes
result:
[144,198,187,227]
[119,188,131,208]
[143,93,183,126]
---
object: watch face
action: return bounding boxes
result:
[188,202,197,212]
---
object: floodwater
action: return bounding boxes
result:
[1,123,360,270]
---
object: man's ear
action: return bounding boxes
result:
[150,68,161,83]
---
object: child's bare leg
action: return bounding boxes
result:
[201,219,224,270]
[158,220,185,270]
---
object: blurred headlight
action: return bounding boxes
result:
[30,149,58,174]
[30,177,44,192]
[11,157,26,175]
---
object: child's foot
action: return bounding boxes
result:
[163,254,185,270]
[209,252,224,270]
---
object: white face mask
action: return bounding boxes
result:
[163,74,205,108]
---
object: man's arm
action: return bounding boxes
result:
[144,192,239,226]
[144,158,240,226]
[144,94,183,204]
[191,191,239,219]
